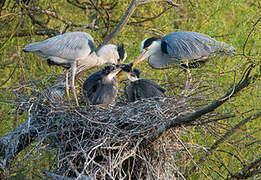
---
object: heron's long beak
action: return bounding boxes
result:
[117,72,121,83]
[131,49,147,69]
[108,68,122,81]
[115,68,122,83]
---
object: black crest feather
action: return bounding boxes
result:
[117,44,125,60]
[143,37,160,49]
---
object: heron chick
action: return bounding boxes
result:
[121,63,166,102]
[23,32,127,106]
[82,65,122,106]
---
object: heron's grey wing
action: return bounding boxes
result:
[82,70,103,101]
[162,31,235,61]
[23,32,95,60]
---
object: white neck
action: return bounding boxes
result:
[77,45,120,74]
[146,41,161,58]
[129,76,139,82]
[96,44,120,64]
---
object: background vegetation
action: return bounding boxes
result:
[0,0,260,179]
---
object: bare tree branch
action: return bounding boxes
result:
[141,64,255,147]
[42,168,92,180]
[0,0,6,16]
[228,156,261,179]
[189,111,261,174]
[24,5,98,31]
[137,0,179,6]
[97,0,179,49]
[0,29,58,38]
[0,64,258,179]
[96,0,137,50]
[243,17,261,57]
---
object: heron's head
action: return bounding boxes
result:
[132,37,161,68]
[119,63,141,82]
[128,68,141,81]
[117,44,127,63]
[102,65,122,83]
[97,44,127,65]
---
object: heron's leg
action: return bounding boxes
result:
[65,69,70,98]
[71,61,79,106]
[183,60,192,96]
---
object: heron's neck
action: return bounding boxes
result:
[76,53,102,74]
[96,53,114,66]
[81,52,111,67]
[150,41,161,56]
[129,76,139,82]
[76,50,116,75]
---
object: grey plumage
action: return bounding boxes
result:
[23,32,95,62]
[121,65,166,102]
[133,31,235,69]
[23,32,127,106]
[82,65,120,105]
[124,79,166,102]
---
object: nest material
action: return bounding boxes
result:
[12,78,221,179]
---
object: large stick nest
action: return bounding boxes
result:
[13,77,225,179]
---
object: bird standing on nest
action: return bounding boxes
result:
[131,31,235,69]
[23,32,127,106]
[82,65,122,106]
[121,64,166,102]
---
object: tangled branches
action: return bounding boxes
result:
[0,64,259,179]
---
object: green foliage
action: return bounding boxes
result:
[0,0,260,179]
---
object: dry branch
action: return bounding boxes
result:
[189,111,261,175]
[141,64,255,147]
[137,0,179,6]
[228,156,261,179]
[0,64,257,179]
[97,0,179,49]
[96,0,138,50]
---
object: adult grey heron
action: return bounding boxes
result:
[23,32,127,106]
[132,31,235,69]
[121,64,166,102]
[82,65,121,106]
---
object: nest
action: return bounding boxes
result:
[12,77,224,179]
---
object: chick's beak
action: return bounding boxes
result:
[109,68,122,82]
[131,49,147,69]
[111,68,122,76]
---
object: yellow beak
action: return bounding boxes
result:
[109,68,122,82]
[117,73,121,82]
[131,49,147,69]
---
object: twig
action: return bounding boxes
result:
[97,0,137,49]
[228,155,261,179]
[189,111,261,174]
[242,17,261,57]
[172,131,211,180]
[141,64,255,147]
[137,0,179,6]
[42,168,92,180]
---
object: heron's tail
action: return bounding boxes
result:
[214,41,235,56]
[222,44,235,56]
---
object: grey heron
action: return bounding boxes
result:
[132,31,235,69]
[82,65,122,106]
[121,64,166,102]
[23,32,127,106]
